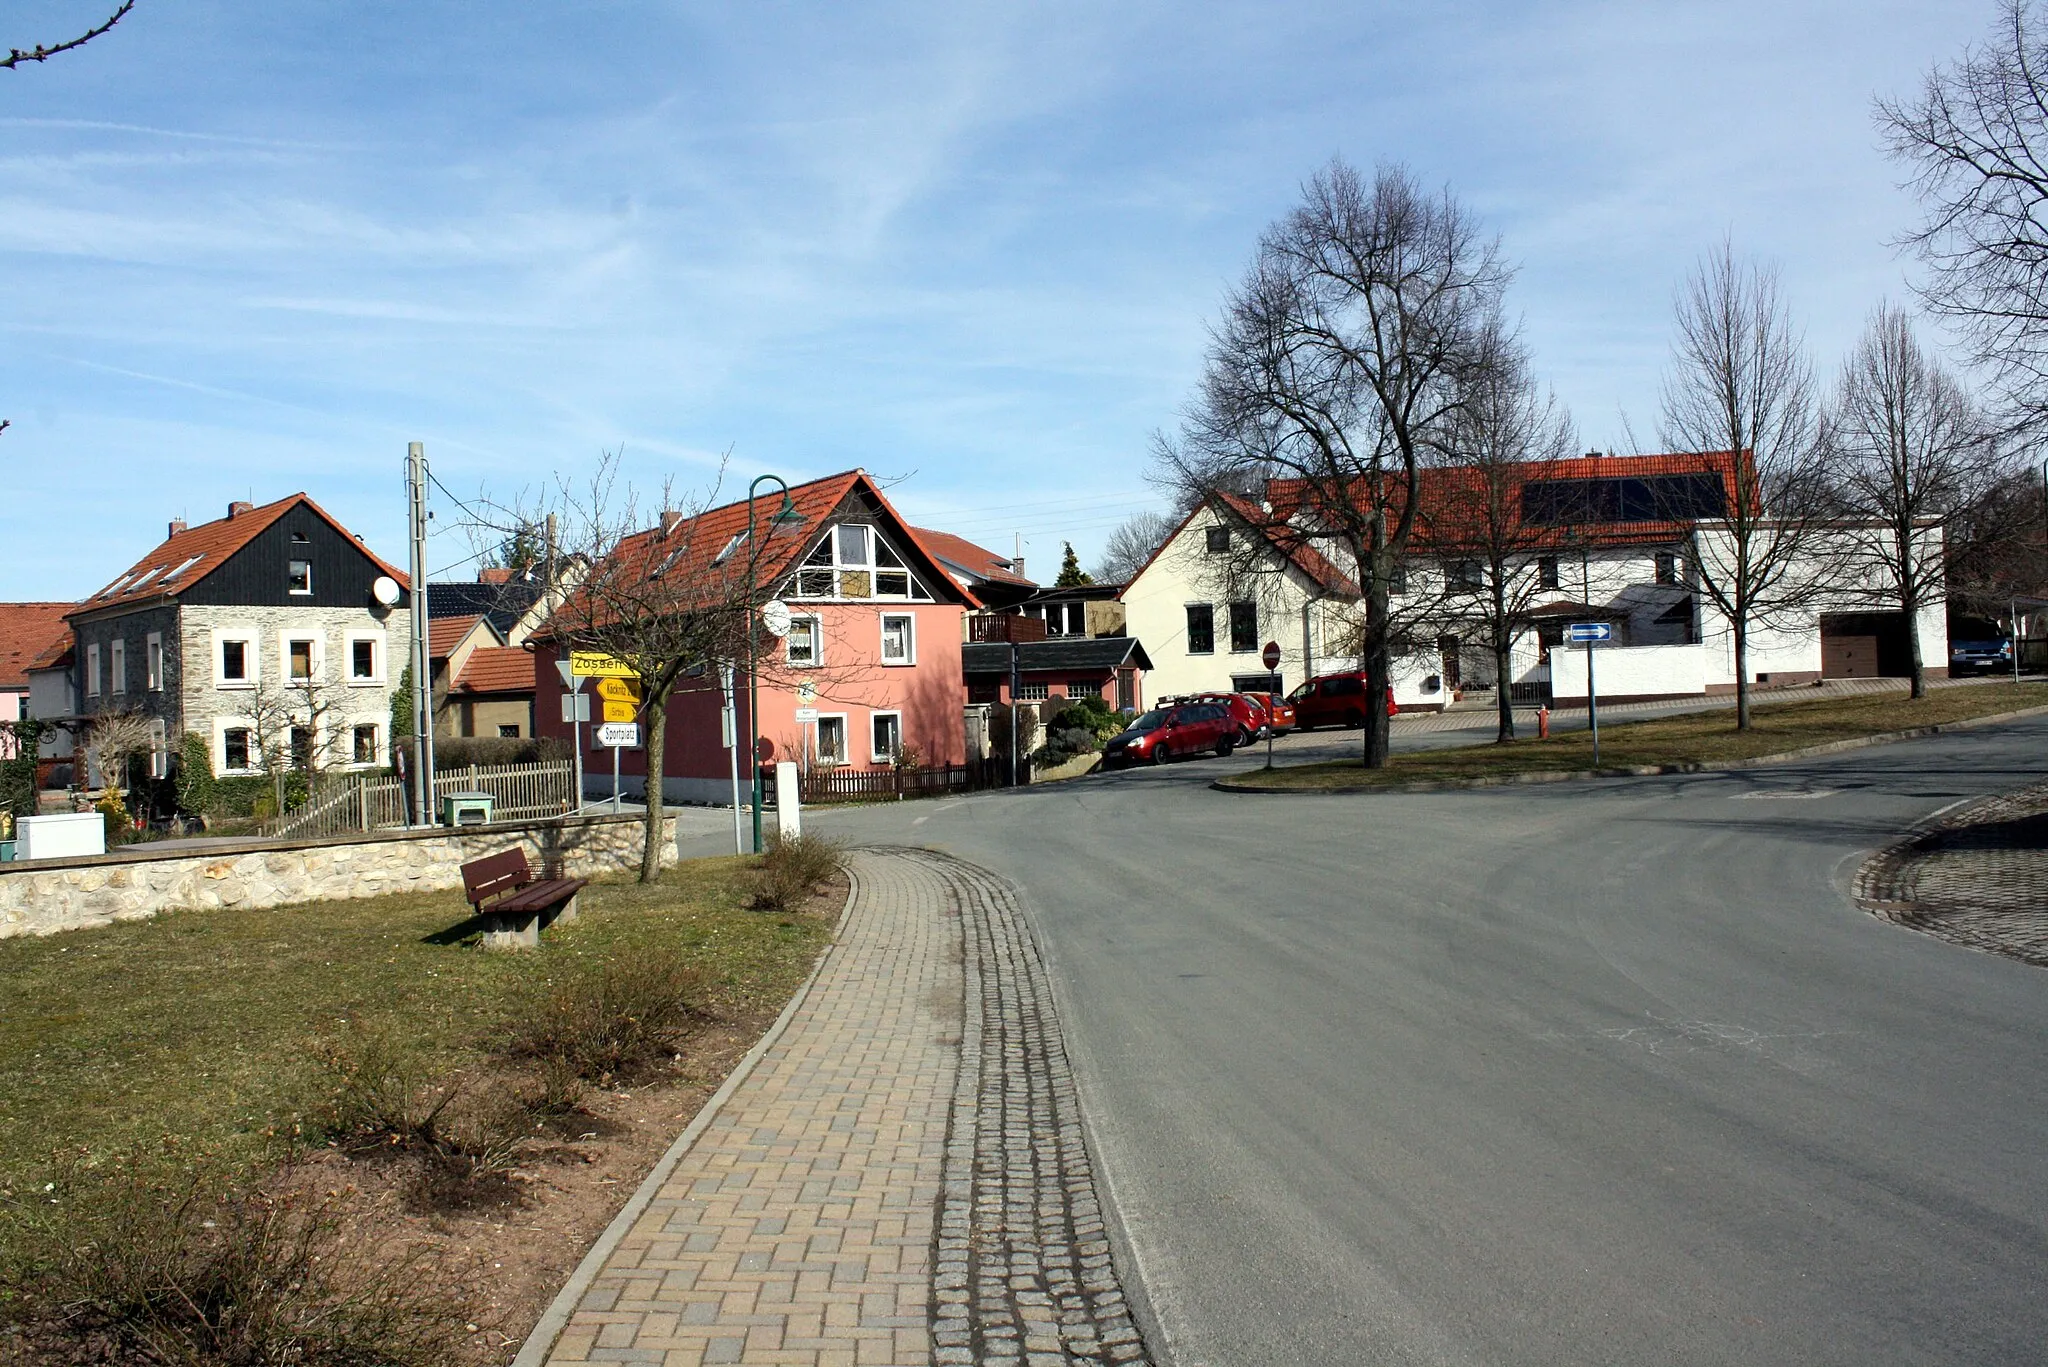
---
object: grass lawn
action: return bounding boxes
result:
[0,856,831,1194]
[1227,682,2048,792]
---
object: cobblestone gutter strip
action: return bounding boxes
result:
[1213,703,2048,796]
[891,848,1156,1367]
[1855,782,2048,968]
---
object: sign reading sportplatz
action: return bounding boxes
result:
[597,722,641,748]
[569,651,636,678]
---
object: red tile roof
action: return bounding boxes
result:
[0,603,74,690]
[452,646,536,696]
[1214,492,1362,595]
[76,492,409,612]
[429,614,493,660]
[911,527,1035,587]
[544,471,978,639]
[27,627,74,674]
[1267,451,1752,554]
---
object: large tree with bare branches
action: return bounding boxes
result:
[1161,158,1509,767]
[1659,242,1834,730]
[1430,311,1576,741]
[1823,304,2004,697]
[1881,0,2048,434]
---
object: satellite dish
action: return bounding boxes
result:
[371,575,401,606]
[760,599,792,638]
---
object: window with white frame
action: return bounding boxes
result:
[784,524,932,602]
[288,559,313,595]
[880,613,915,664]
[109,639,126,694]
[287,637,316,682]
[786,615,822,667]
[815,714,847,764]
[1016,681,1049,701]
[221,725,255,773]
[352,723,379,764]
[871,710,902,762]
[346,633,383,683]
[1067,680,1104,697]
[146,633,164,691]
[215,630,256,688]
[149,718,168,779]
[86,643,101,697]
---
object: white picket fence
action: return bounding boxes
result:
[263,761,575,840]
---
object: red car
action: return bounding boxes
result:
[1286,673,1398,730]
[1179,691,1269,744]
[1241,691,1295,737]
[1102,701,1239,766]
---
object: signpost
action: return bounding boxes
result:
[568,651,635,679]
[1565,622,1612,768]
[553,659,588,812]
[597,722,639,811]
[721,662,741,855]
[594,676,642,723]
[1261,640,1282,768]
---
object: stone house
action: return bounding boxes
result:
[63,494,411,784]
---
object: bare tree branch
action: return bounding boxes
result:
[3,1,135,70]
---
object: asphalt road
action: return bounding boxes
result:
[812,717,2048,1366]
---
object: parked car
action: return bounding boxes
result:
[1178,691,1269,743]
[1950,638,2013,676]
[1102,702,1239,766]
[1241,691,1295,736]
[1286,672,1399,729]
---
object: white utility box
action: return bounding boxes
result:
[16,811,107,861]
[774,760,802,841]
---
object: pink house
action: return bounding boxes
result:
[534,470,977,806]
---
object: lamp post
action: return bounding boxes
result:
[746,475,802,854]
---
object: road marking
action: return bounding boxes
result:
[912,815,929,826]
[1922,796,1980,821]
[1729,789,1838,800]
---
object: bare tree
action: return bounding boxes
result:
[1095,509,1177,584]
[1162,158,1509,766]
[521,453,759,882]
[1881,0,2048,434]
[1824,303,2002,696]
[1946,465,2048,615]
[1430,311,1576,740]
[84,710,152,795]
[3,1,135,70]
[1659,242,1831,729]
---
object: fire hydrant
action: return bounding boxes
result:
[1536,704,1551,740]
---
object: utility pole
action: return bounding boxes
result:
[406,442,437,826]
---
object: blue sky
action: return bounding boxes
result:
[0,0,1992,598]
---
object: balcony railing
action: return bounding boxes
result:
[966,612,1047,644]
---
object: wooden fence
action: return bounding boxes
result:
[786,760,1003,805]
[263,761,575,839]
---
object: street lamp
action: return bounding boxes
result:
[746,475,805,854]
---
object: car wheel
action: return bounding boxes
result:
[1218,734,1236,756]
[1151,742,1171,765]
[1239,725,1259,746]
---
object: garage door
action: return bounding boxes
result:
[1822,635,1880,679]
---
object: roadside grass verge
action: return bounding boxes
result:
[1226,682,2048,792]
[0,857,831,1192]
[0,853,842,1362]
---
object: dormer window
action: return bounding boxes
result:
[712,531,748,566]
[162,554,204,583]
[288,560,313,595]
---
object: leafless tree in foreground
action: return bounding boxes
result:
[1881,0,2048,435]
[1095,509,1177,584]
[1161,157,1509,767]
[3,0,135,70]
[512,452,756,882]
[1659,241,1833,730]
[1823,303,2003,697]
[1431,311,1576,741]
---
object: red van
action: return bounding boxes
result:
[1102,702,1239,766]
[1287,673,1397,730]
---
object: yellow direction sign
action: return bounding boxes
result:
[594,677,643,703]
[569,651,635,679]
[602,699,640,723]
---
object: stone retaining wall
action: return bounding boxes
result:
[0,811,679,939]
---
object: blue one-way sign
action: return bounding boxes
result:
[1566,621,1613,643]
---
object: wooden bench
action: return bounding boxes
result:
[460,848,589,949]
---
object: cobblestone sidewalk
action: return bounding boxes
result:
[1855,782,2048,967]
[527,848,1154,1366]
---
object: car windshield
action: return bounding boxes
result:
[1125,709,1167,733]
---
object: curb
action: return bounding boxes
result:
[509,869,861,1367]
[1209,702,2048,796]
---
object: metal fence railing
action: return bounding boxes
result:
[776,760,1003,806]
[263,760,575,839]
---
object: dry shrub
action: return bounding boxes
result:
[503,948,703,1085]
[0,1158,461,1366]
[751,833,847,912]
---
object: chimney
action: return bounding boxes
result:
[227,500,254,518]
[168,518,187,539]
[661,510,684,535]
